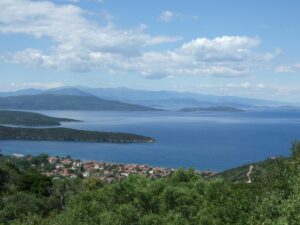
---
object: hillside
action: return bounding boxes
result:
[216,156,288,183]
[0,110,78,126]
[0,126,155,143]
[0,94,158,111]
[0,142,300,224]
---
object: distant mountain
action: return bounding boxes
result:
[43,87,92,96]
[0,86,291,109]
[78,87,285,109]
[0,94,158,111]
[180,106,244,112]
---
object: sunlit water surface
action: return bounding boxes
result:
[1,110,300,171]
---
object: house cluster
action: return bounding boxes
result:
[11,154,216,182]
[43,156,176,182]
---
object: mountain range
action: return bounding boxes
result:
[0,86,298,110]
[0,94,157,111]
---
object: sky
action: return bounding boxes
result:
[0,0,300,102]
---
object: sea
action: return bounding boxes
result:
[1,110,300,171]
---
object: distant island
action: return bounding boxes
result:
[0,126,155,143]
[180,106,244,112]
[0,110,79,126]
[0,94,158,111]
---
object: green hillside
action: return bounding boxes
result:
[0,126,154,143]
[0,142,300,224]
[0,110,78,126]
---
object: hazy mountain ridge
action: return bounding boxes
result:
[180,106,244,112]
[0,86,294,110]
[0,94,158,111]
[79,87,283,108]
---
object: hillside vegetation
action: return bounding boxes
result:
[0,110,78,126]
[0,126,154,143]
[0,142,300,224]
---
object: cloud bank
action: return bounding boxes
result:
[0,0,277,78]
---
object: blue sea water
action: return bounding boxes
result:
[1,110,300,171]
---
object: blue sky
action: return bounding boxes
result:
[0,0,300,102]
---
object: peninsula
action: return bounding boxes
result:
[0,110,79,126]
[0,126,155,143]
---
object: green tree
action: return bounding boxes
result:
[16,172,52,196]
[291,141,300,158]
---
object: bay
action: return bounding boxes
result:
[1,110,300,171]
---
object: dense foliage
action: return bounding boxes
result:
[0,126,154,143]
[1,142,300,225]
[0,110,78,126]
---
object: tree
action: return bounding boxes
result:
[291,141,300,158]
[16,172,52,196]
[0,192,46,224]
[0,168,9,191]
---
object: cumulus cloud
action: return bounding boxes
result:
[0,0,277,78]
[125,36,276,78]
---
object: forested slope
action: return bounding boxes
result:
[0,142,300,225]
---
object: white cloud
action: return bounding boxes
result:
[275,63,300,73]
[159,10,199,23]
[0,0,179,54]
[159,10,175,22]
[257,83,265,88]
[124,36,275,78]
[0,0,277,78]
[240,82,251,88]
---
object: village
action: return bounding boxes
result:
[12,153,215,183]
[44,156,176,183]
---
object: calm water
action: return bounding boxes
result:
[1,110,300,171]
